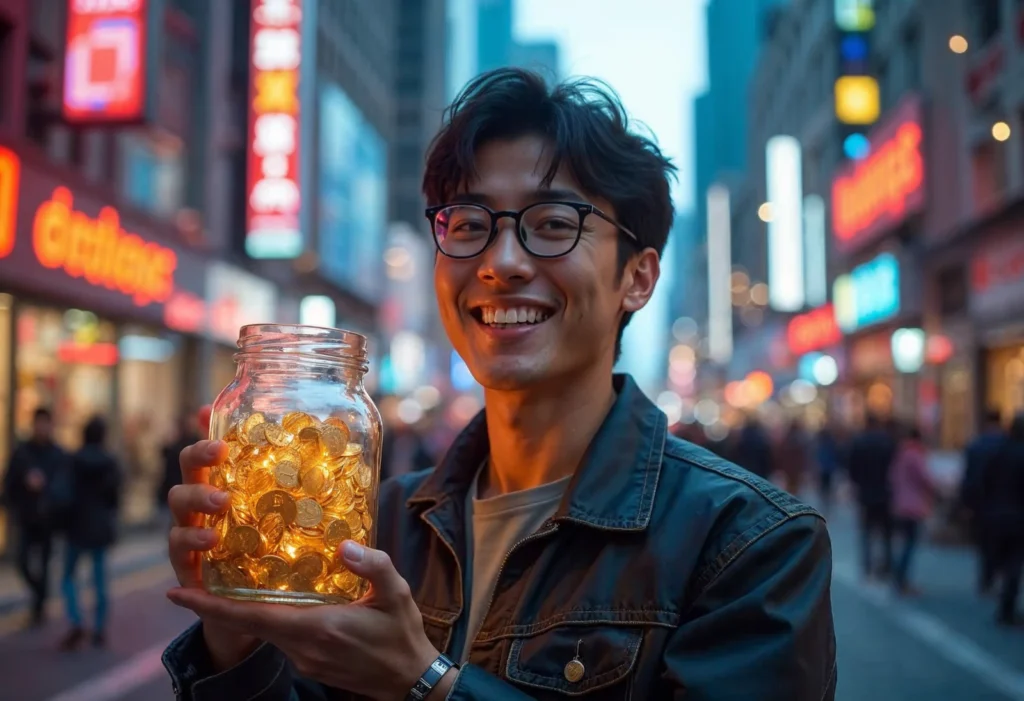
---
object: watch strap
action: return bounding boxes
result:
[407,653,456,701]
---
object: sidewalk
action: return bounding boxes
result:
[0,529,168,617]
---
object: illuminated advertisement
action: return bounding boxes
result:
[63,0,149,123]
[971,233,1024,320]
[832,96,924,252]
[834,75,880,125]
[0,143,208,328]
[833,252,900,333]
[246,0,304,259]
[318,80,387,301]
[766,135,805,312]
[787,304,842,356]
[706,184,732,364]
[834,0,875,31]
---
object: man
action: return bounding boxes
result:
[2,407,66,625]
[847,413,897,580]
[961,410,1006,595]
[162,69,836,700]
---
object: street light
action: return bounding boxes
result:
[757,202,773,222]
[949,35,968,54]
[992,121,1012,142]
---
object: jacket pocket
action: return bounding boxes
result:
[505,625,643,698]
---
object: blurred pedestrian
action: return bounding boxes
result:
[156,415,199,530]
[889,425,938,596]
[961,409,1006,595]
[776,421,809,495]
[847,413,898,580]
[815,423,843,514]
[980,413,1024,626]
[733,417,773,479]
[1,407,66,626]
[59,416,123,650]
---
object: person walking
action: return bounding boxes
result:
[2,407,66,626]
[59,416,122,649]
[889,426,938,596]
[815,424,843,515]
[961,410,1006,595]
[847,413,898,580]
[980,414,1024,626]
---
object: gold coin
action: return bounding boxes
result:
[333,479,353,506]
[320,426,348,456]
[282,411,316,434]
[245,468,275,494]
[355,464,372,490]
[293,552,329,581]
[274,460,300,489]
[258,512,286,546]
[228,443,242,462]
[209,469,227,490]
[218,561,254,589]
[331,569,361,596]
[234,419,250,446]
[361,509,373,531]
[242,412,266,435]
[288,572,315,592]
[221,423,239,442]
[350,528,368,545]
[341,442,362,457]
[257,555,290,589]
[343,509,362,533]
[300,465,329,496]
[248,422,268,445]
[224,525,261,555]
[255,490,297,525]
[295,498,324,528]
[296,427,324,464]
[323,519,352,549]
[264,423,290,447]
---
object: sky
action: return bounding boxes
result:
[515,0,710,212]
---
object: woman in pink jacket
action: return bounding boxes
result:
[890,426,938,595]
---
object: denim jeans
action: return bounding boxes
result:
[893,518,921,591]
[62,546,109,631]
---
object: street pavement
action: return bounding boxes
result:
[0,505,1020,701]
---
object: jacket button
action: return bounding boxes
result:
[564,659,585,683]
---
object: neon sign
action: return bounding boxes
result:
[787,304,842,356]
[246,0,304,259]
[832,97,925,251]
[0,146,18,259]
[833,252,900,332]
[63,0,148,123]
[32,186,178,306]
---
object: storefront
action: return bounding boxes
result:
[970,227,1024,424]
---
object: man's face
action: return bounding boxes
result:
[433,135,659,391]
[32,415,52,442]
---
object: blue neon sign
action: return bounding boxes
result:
[833,252,900,332]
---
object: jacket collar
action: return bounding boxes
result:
[407,374,667,531]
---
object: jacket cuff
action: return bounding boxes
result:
[445,664,532,700]
[162,622,293,701]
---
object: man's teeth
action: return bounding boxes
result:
[480,307,551,325]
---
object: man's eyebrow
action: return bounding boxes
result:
[448,192,492,205]
[532,188,584,202]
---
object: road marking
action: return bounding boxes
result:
[45,640,169,701]
[0,563,174,637]
[833,561,1024,701]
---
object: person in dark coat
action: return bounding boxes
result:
[733,417,773,479]
[847,413,898,580]
[980,413,1024,626]
[961,410,1007,594]
[59,416,123,650]
[156,415,199,529]
[2,407,66,626]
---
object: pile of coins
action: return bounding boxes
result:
[203,411,375,604]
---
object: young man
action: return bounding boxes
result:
[163,69,836,700]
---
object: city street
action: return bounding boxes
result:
[0,505,1021,701]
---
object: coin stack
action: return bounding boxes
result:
[204,411,375,604]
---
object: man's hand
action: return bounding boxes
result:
[167,405,261,671]
[167,540,450,701]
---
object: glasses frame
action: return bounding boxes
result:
[424,201,639,260]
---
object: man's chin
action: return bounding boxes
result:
[471,357,550,392]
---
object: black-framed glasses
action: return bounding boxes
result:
[424,201,639,259]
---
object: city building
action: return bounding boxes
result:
[446,0,479,99]
[511,39,561,81]
[476,0,514,74]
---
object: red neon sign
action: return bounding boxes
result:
[831,98,925,252]
[58,341,119,366]
[0,146,18,260]
[787,303,842,356]
[245,0,303,259]
[32,186,178,307]
[63,0,148,123]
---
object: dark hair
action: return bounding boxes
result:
[83,416,107,446]
[423,68,677,358]
[1010,414,1024,443]
[33,407,52,422]
[984,409,1003,428]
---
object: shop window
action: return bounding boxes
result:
[985,345,1024,424]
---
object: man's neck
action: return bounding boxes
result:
[478,367,617,499]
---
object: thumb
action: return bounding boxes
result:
[340,541,407,603]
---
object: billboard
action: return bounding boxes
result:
[833,252,900,333]
[245,0,304,259]
[318,80,387,301]
[63,0,151,124]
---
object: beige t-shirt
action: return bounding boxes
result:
[460,468,571,663]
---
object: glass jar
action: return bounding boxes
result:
[203,324,382,606]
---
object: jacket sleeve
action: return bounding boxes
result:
[662,512,837,700]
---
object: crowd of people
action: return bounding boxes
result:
[675,410,1024,626]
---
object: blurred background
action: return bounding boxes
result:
[0,0,1023,699]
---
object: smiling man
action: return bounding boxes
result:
[162,69,836,700]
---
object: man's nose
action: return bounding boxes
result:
[477,218,534,283]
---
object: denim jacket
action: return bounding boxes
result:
[164,374,837,700]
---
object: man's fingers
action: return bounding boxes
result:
[179,440,226,482]
[339,542,411,604]
[169,483,229,527]
[168,526,217,587]
[167,587,312,640]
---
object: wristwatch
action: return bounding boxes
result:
[407,653,457,701]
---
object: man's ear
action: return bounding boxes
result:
[622,249,660,313]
